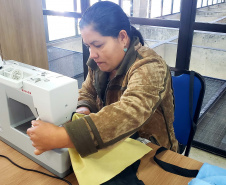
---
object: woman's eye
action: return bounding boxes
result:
[94,44,102,48]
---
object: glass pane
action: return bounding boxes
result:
[102,0,119,4]
[208,0,212,5]
[197,0,202,8]
[77,0,81,13]
[162,0,181,20]
[163,0,172,16]
[190,30,226,80]
[122,0,131,16]
[90,0,99,6]
[134,24,179,67]
[122,0,182,20]
[47,16,75,41]
[46,34,84,88]
[195,2,226,24]
[44,1,83,87]
[202,0,208,6]
[150,0,161,18]
[46,0,74,11]
[173,0,181,13]
[130,0,156,18]
[45,0,76,41]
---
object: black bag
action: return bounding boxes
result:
[101,160,145,185]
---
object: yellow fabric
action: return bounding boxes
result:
[68,113,152,185]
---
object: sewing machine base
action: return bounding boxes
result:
[0,136,73,178]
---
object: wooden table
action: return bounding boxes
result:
[0,140,203,185]
[137,144,202,185]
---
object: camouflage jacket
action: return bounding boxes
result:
[64,37,178,157]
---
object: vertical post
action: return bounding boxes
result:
[42,0,49,43]
[80,0,90,79]
[119,0,122,7]
[148,0,152,18]
[81,0,90,14]
[73,0,78,36]
[175,0,197,70]
[171,0,174,14]
[130,0,134,16]
[161,0,164,16]
[82,43,89,80]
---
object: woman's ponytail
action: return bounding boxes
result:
[130,26,144,46]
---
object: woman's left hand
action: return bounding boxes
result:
[27,120,72,155]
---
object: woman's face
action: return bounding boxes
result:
[81,25,128,72]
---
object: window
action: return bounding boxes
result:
[45,0,76,41]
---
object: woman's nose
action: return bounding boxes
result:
[89,48,98,59]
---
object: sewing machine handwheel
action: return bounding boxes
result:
[10,69,23,80]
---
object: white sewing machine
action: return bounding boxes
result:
[0,59,78,177]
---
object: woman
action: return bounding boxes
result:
[27,1,178,157]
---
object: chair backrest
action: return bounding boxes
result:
[171,69,205,156]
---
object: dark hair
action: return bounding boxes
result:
[79,1,144,46]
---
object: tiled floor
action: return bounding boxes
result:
[189,76,226,169]
[194,79,226,156]
[189,147,226,169]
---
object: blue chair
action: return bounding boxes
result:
[171,69,205,156]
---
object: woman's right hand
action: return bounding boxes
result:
[76,107,91,115]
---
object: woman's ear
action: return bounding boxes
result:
[118,30,130,51]
[118,30,129,43]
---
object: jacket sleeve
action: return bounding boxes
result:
[76,67,98,113]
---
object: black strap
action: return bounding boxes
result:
[184,71,196,156]
[189,71,197,132]
[154,147,199,177]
